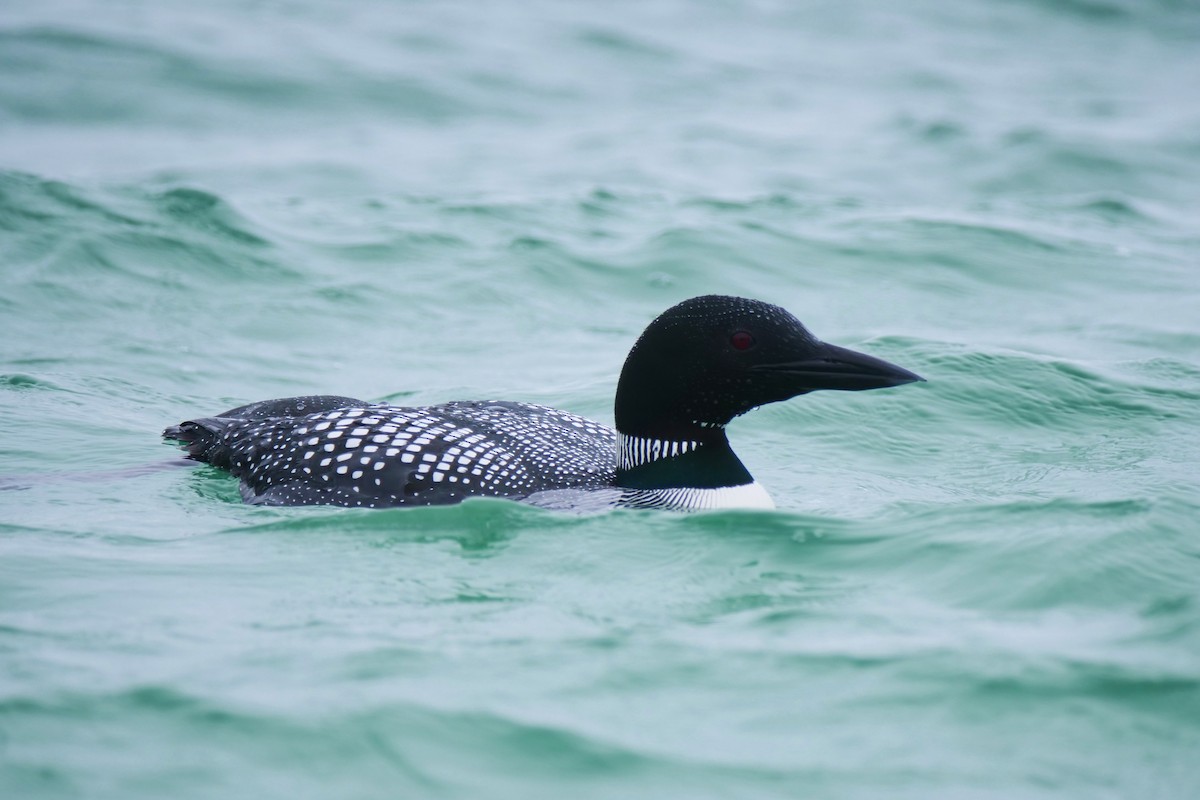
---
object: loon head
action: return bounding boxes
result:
[614,294,923,441]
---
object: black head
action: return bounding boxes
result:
[614,295,923,437]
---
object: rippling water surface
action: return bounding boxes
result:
[2,1,1199,798]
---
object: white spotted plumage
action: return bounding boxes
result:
[188,400,768,511]
[214,401,616,508]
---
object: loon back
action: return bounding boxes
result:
[166,400,616,507]
[164,295,923,511]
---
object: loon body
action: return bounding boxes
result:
[164,295,923,511]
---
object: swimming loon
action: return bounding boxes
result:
[164,295,923,511]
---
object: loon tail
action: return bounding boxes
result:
[163,395,368,469]
[162,418,235,468]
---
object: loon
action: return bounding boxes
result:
[164,295,923,511]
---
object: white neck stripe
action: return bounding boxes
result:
[616,433,700,471]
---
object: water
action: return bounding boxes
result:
[3,0,1200,797]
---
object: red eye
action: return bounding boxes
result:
[730,330,756,350]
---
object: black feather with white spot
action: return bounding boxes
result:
[169,401,615,507]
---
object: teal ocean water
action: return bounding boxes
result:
[3,1,1200,797]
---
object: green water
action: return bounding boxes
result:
[3,1,1200,797]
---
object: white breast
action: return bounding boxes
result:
[683,482,776,510]
[619,481,776,511]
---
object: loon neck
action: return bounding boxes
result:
[614,426,754,490]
